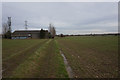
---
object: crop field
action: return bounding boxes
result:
[56,36,118,78]
[2,36,118,78]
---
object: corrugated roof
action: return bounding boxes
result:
[12,30,49,36]
[14,30,48,32]
[14,30,41,32]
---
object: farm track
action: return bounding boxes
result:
[3,39,68,78]
[2,40,48,78]
[10,39,52,78]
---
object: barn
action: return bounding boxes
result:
[11,30,49,39]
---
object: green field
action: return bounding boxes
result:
[2,36,118,78]
[2,39,68,78]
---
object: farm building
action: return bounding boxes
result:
[11,29,50,39]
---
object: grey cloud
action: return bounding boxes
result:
[2,2,118,34]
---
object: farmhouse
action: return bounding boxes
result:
[11,29,49,39]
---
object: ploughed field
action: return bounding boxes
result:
[2,36,118,78]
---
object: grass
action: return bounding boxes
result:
[2,39,48,77]
[2,39,47,61]
[2,35,118,78]
[2,39,68,78]
[56,36,118,78]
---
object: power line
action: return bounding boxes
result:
[25,20,28,30]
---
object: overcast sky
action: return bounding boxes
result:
[2,2,118,35]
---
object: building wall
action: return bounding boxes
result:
[31,33,40,39]
[11,30,49,39]
[12,36,28,39]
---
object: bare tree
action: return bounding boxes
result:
[52,27,56,37]
[48,23,56,38]
[2,17,12,39]
[2,23,9,38]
